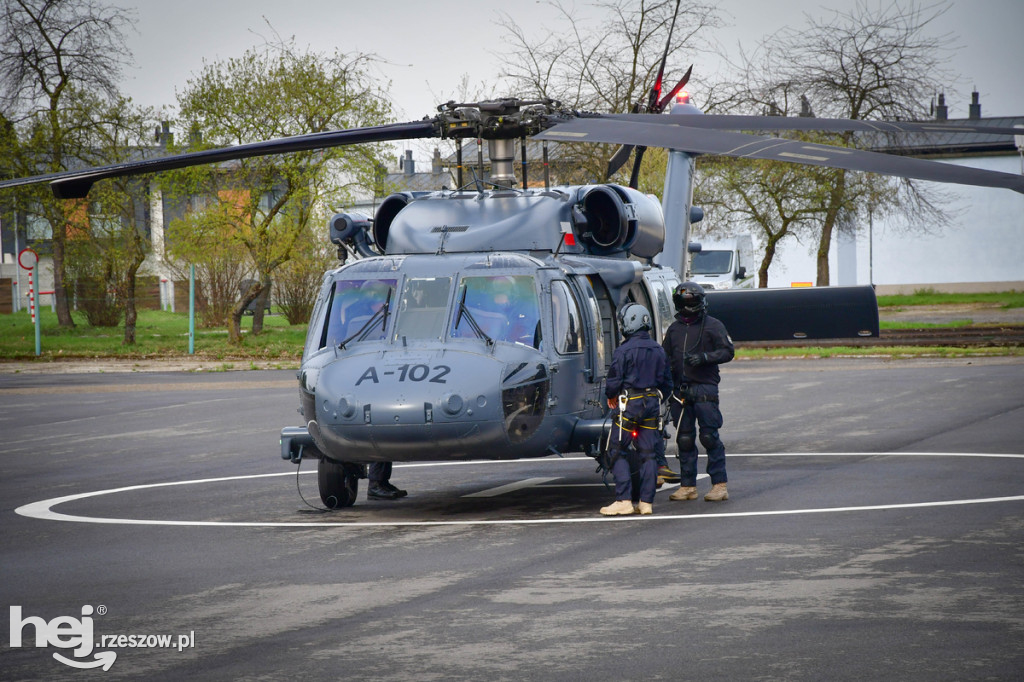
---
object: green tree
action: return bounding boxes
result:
[63,93,160,344]
[0,0,134,326]
[274,210,337,326]
[169,39,393,344]
[164,202,252,328]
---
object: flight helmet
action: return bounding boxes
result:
[618,303,652,337]
[673,281,706,317]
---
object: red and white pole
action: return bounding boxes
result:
[18,248,41,356]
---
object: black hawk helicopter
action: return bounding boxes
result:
[4,60,1024,510]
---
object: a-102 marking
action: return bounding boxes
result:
[356,364,452,385]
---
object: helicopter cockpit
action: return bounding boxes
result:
[309,262,546,355]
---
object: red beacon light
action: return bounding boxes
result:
[675,90,691,105]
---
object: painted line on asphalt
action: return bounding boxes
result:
[464,477,563,497]
[14,452,1024,528]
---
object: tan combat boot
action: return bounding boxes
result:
[637,501,653,515]
[600,499,636,516]
[704,483,729,501]
[670,486,698,501]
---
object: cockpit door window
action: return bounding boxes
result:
[551,280,584,355]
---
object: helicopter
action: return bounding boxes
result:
[3,66,1024,510]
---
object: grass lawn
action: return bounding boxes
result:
[1,291,1020,363]
[0,308,307,362]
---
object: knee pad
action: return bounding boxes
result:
[637,450,656,463]
[676,433,696,453]
[699,429,721,451]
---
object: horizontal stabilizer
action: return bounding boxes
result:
[705,286,879,342]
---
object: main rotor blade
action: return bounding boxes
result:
[535,117,1024,194]
[647,0,681,111]
[606,143,635,177]
[602,113,1024,138]
[0,120,439,199]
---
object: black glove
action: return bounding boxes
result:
[684,352,707,367]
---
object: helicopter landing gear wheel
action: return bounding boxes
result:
[317,457,360,508]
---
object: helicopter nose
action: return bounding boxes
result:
[311,347,538,460]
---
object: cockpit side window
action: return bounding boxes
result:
[451,275,541,347]
[321,278,397,349]
[393,277,452,341]
[551,280,584,354]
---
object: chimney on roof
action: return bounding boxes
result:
[799,94,814,118]
[969,90,981,119]
[935,93,948,121]
[403,149,415,175]
[432,148,442,174]
[154,121,173,148]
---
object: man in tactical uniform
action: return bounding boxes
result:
[662,282,735,502]
[600,303,673,516]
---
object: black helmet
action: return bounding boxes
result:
[673,282,706,317]
[618,303,652,336]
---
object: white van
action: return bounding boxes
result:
[689,236,756,290]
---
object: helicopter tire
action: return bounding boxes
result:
[317,457,359,508]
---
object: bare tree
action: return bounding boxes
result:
[697,138,845,287]
[715,1,953,285]
[0,0,135,326]
[498,0,721,184]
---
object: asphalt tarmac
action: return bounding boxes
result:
[2,357,1023,681]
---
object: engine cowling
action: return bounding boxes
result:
[573,185,664,258]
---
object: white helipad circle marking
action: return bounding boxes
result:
[15,452,1024,528]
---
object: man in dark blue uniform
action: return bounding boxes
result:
[600,304,673,516]
[662,282,734,502]
[367,462,407,500]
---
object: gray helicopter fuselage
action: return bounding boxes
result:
[295,246,677,463]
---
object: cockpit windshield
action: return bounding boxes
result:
[691,250,733,275]
[322,278,397,348]
[392,277,452,340]
[451,275,541,347]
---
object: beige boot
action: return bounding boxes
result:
[704,483,729,501]
[637,501,653,515]
[670,486,698,501]
[600,499,636,516]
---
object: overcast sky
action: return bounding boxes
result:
[118,0,1024,160]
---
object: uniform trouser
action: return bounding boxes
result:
[608,395,661,504]
[670,384,727,486]
[368,462,392,483]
